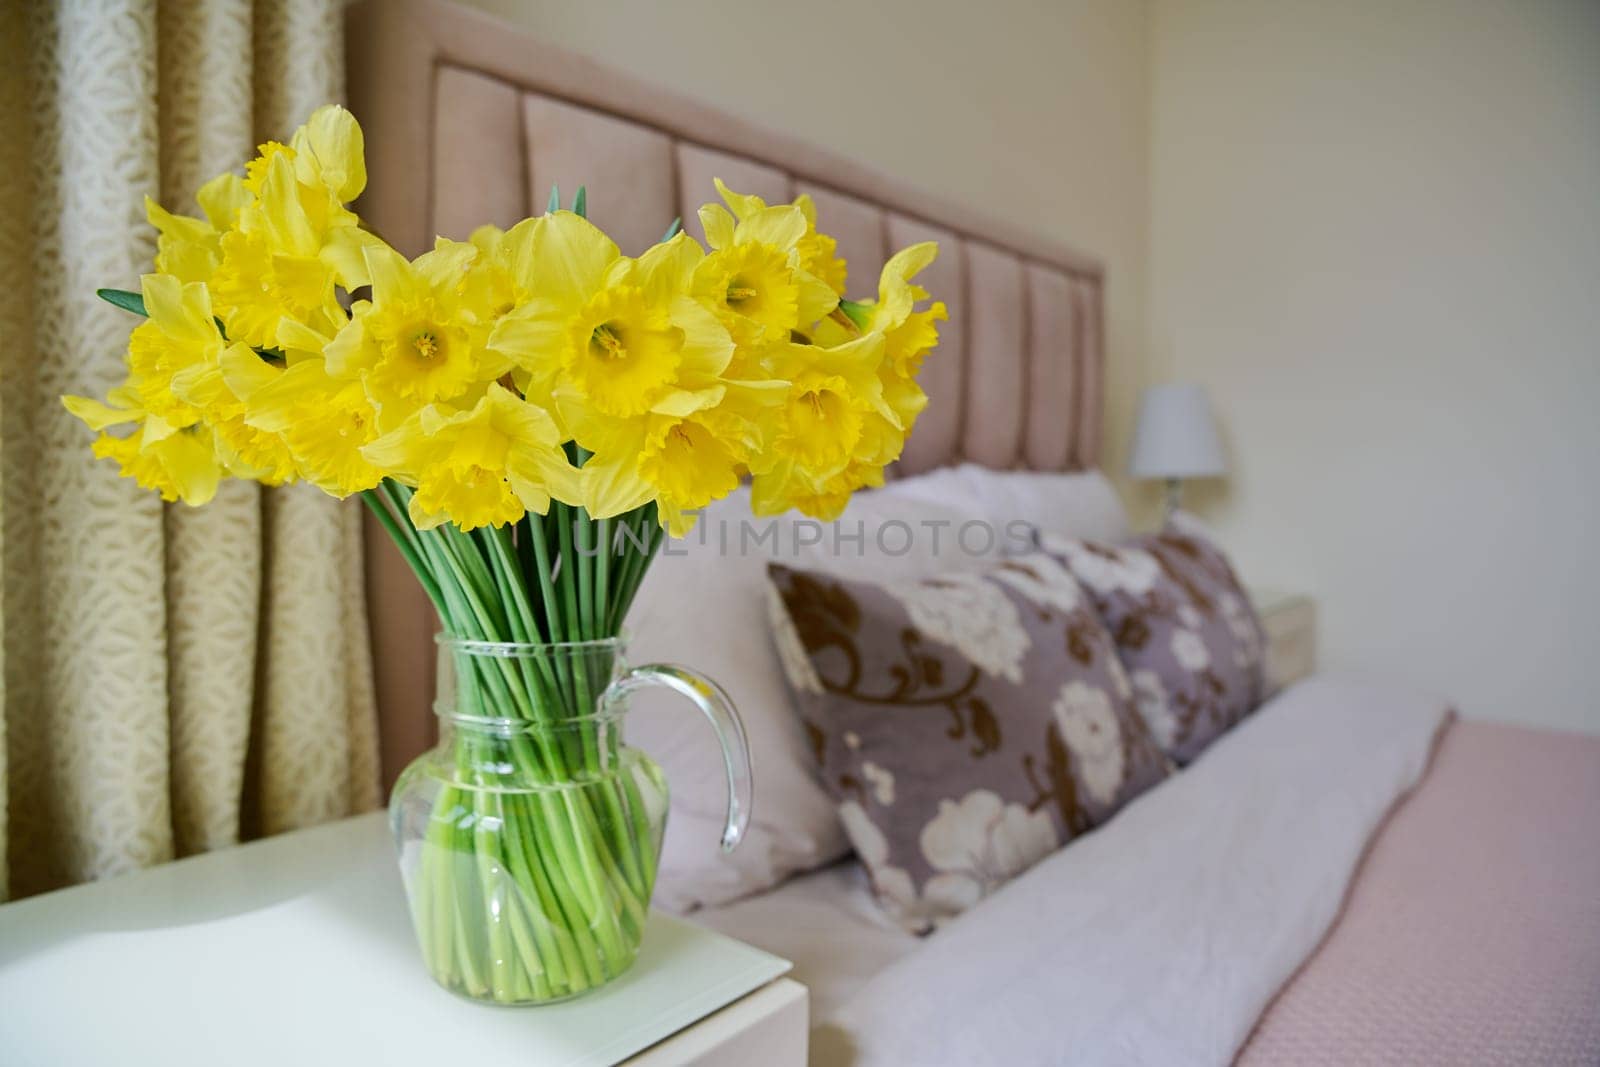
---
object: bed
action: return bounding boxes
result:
[345,2,1600,1062]
[689,717,1600,1063]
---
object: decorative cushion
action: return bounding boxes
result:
[767,554,1170,931]
[626,485,1005,913]
[1040,527,1267,764]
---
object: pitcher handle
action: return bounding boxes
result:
[604,664,752,852]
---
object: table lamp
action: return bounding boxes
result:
[1129,382,1226,518]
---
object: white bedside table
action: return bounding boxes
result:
[0,813,807,1067]
[626,976,806,1065]
[1250,587,1316,693]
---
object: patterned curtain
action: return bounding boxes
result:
[0,0,379,902]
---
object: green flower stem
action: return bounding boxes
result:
[444,805,488,997]
[524,510,590,773]
[554,506,605,777]
[500,791,605,990]
[441,524,504,629]
[374,481,663,1001]
[425,534,541,725]
[474,811,516,1001]
[604,511,641,633]
[580,508,654,899]
[576,508,596,639]
[420,536,530,720]
[498,794,580,989]
[361,490,446,614]
[596,510,664,899]
[552,506,586,711]
[419,790,454,973]
[481,536,547,712]
[595,518,612,625]
[555,506,583,640]
[481,527,563,728]
[491,791,583,999]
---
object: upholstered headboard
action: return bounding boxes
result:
[346,0,1107,781]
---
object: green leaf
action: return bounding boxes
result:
[546,184,560,214]
[97,288,147,317]
[572,186,587,219]
[661,217,682,241]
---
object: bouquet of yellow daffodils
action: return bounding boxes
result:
[64,105,943,1003]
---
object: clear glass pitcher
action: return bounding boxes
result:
[389,637,752,1005]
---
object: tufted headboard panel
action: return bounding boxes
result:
[346,0,1107,782]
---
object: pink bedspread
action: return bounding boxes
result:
[1238,720,1600,1065]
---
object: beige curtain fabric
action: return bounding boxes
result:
[0,0,379,902]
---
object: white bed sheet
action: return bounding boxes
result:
[687,859,915,1020]
[819,675,1450,1066]
[686,675,1451,1066]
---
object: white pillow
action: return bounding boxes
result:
[883,463,1131,544]
[1166,507,1220,542]
[623,485,1000,911]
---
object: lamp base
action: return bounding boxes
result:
[1163,478,1184,523]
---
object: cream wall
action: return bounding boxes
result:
[448,0,1155,494]
[1148,0,1600,732]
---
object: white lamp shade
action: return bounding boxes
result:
[1129,382,1227,480]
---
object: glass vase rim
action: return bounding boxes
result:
[432,705,625,729]
[436,633,629,655]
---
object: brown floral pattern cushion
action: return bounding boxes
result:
[767,554,1170,932]
[1039,528,1267,764]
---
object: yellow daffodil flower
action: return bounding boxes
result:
[243,141,294,194]
[145,172,251,284]
[693,195,838,348]
[123,273,231,429]
[170,341,299,486]
[64,273,241,502]
[845,242,948,378]
[326,240,510,432]
[570,399,757,535]
[210,107,383,349]
[63,385,222,506]
[769,332,892,471]
[93,420,223,506]
[361,384,580,530]
[456,223,527,323]
[636,410,751,534]
[226,334,384,497]
[749,458,885,522]
[810,242,945,474]
[289,104,367,206]
[210,152,370,349]
[742,329,908,521]
[710,178,848,296]
[569,283,683,417]
[490,217,734,421]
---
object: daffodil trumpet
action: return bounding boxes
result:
[64,105,945,1003]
